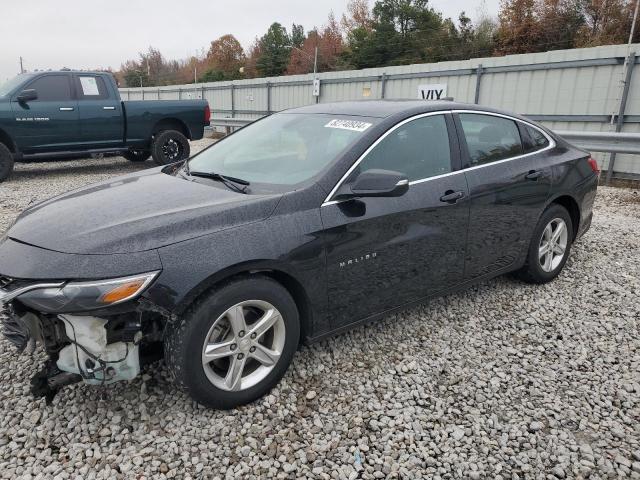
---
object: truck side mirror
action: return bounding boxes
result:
[17,89,38,103]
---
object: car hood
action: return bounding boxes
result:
[7,168,282,255]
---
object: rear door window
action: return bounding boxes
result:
[23,75,72,102]
[459,113,524,166]
[356,114,452,182]
[76,75,110,100]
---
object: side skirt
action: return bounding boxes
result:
[304,262,524,345]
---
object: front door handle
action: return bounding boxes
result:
[59,107,74,111]
[440,190,465,203]
[103,106,116,110]
[525,170,543,180]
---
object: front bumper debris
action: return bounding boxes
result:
[1,302,27,351]
[1,277,166,403]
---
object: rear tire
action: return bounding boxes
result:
[164,276,300,409]
[123,149,151,162]
[0,143,14,182]
[151,130,190,166]
[516,204,573,284]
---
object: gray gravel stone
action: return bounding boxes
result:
[0,144,639,479]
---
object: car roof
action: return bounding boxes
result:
[26,70,111,75]
[282,100,528,120]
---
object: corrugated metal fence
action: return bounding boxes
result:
[120,44,640,177]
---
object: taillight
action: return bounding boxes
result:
[587,156,600,174]
[204,104,211,125]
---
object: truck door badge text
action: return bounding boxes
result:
[16,117,50,122]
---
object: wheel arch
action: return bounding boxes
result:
[0,128,17,153]
[172,260,314,343]
[547,193,580,240]
[152,118,191,139]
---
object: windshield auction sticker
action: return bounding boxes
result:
[325,119,372,132]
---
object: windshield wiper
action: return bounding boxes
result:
[188,170,250,193]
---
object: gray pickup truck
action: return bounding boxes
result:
[0,70,210,181]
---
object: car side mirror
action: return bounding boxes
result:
[17,89,38,103]
[335,168,409,200]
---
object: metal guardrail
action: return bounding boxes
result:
[208,118,253,129]
[554,131,640,155]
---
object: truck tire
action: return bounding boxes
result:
[123,149,151,162]
[164,276,300,409]
[0,143,14,182]
[151,130,190,166]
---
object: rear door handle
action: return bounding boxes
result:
[103,106,116,110]
[440,190,465,203]
[525,170,543,180]
[59,107,74,111]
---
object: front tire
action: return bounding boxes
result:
[0,143,15,182]
[151,130,190,166]
[516,204,573,284]
[164,276,300,409]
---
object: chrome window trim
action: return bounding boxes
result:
[321,109,556,207]
[453,109,555,161]
[322,111,447,206]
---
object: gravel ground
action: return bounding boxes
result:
[0,147,638,479]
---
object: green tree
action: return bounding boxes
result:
[120,59,148,87]
[345,0,449,68]
[291,23,305,48]
[256,23,291,77]
[536,0,584,51]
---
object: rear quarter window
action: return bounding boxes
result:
[521,124,550,152]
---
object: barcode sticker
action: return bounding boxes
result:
[325,119,372,132]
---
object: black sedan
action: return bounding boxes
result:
[0,101,598,408]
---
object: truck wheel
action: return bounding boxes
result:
[123,149,151,162]
[164,276,300,409]
[151,130,190,166]
[0,143,14,182]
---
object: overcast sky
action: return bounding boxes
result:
[0,0,499,83]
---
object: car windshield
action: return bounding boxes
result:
[187,113,379,187]
[0,74,32,98]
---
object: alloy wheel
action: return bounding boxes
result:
[162,139,181,160]
[538,217,568,272]
[201,300,286,391]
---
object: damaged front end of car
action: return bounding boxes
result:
[0,272,170,403]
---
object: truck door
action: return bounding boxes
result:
[74,74,123,147]
[11,73,79,152]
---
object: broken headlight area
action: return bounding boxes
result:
[15,272,160,313]
[0,297,166,403]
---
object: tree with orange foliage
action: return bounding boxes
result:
[495,0,542,54]
[576,0,639,46]
[341,0,374,32]
[205,34,245,79]
[496,0,638,55]
[286,12,345,75]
